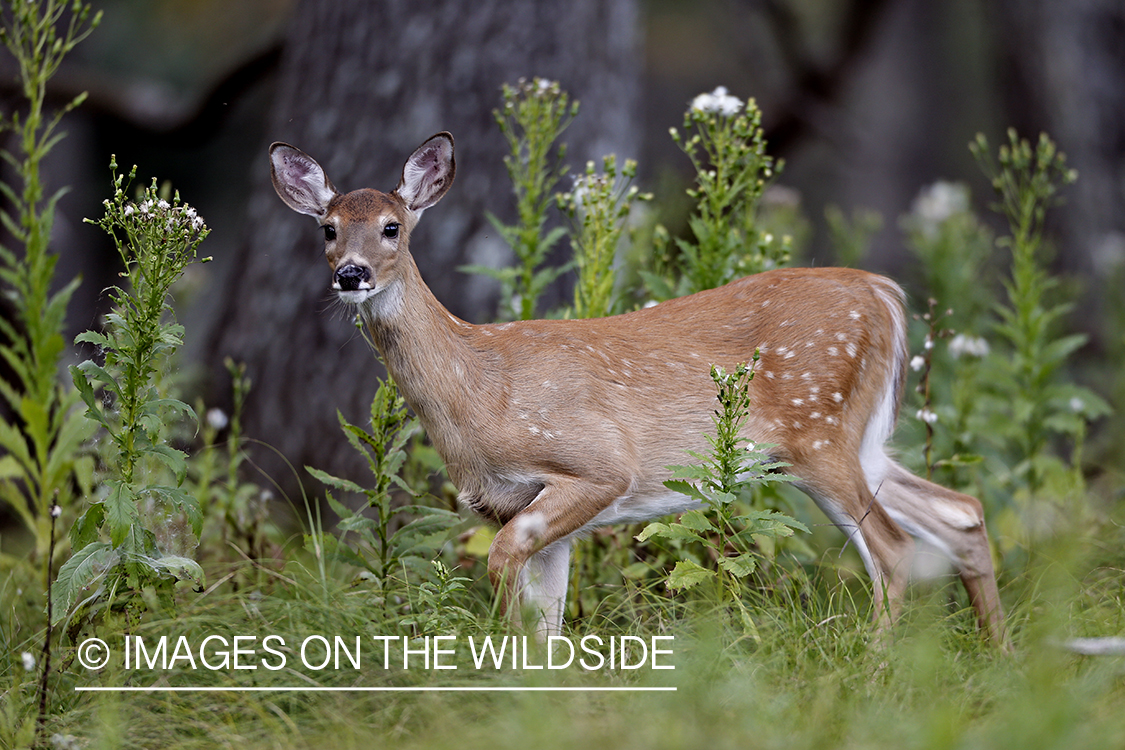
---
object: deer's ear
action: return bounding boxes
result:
[270,143,338,219]
[395,132,455,214]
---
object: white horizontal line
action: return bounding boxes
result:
[75,686,676,693]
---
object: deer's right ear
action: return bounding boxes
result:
[269,143,338,219]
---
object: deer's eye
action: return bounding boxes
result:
[322,225,336,241]
[384,222,399,239]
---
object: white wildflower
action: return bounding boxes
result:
[123,204,134,217]
[1069,397,1084,413]
[157,199,170,210]
[948,333,990,359]
[51,504,61,518]
[916,408,938,425]
[21,651,35,671]
[911,181,969,238]
[690,86,743,117]
[910,355,926,372]
[206,407,229,431]
[51,734,83,750]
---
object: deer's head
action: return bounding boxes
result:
[269,133,455,309]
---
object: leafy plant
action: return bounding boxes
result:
[638,358,804,636]
[646,87,790,300]
[970,131,1110,500]
[308,376,462,606]
[462,77,578,320]
[0,0,100,567]
[556,154,651,319]
[824,203,883,268]
[57,163,211,626]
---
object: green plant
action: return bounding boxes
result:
[57,163,211,627]
[191,358,280,573]
[0,0,100,567]
[638,359,804,637]
[897,181,996,491]
[556,154,651,319]
[308,376,462,609]
[824,203,883,268]
[645,87,790,300]
[970,131,1109,500]
[462,78,578,320]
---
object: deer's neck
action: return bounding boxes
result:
[361,265,495,456]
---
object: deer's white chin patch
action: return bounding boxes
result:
[336,289,377,305]
[339,279,403,321]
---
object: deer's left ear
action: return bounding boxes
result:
[396,132,455,214]
[270,142,338,220]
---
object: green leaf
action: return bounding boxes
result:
[74,330,110,348]
[151,554,205,589]
[666,559,715,591]
[306,465,367,495]
[718,553,757,578]
[147,444,188,485]
[105,481,137,547]
[146,485,204,537]
[635,522,670,543]
[663,478,708,504]
[678,509,715,533]
[51,542,118,624]
[69,502,106,549]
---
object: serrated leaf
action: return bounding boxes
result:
[51,542,118,624]
[148,444,188,485]
[105,481,137,547]
[151,554,205,588]
[146,485,204,537]
[663,478,708,503]
[666,559,715,591]
[677,509,715,533]
[718,553,757,578]
[69,502,106,549]
[636,522,670,542]
[74,330,110,348]
[306,465,367,495]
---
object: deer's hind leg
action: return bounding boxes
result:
[875,460,1006,646]
[799,464,915,631]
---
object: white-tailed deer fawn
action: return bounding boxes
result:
[270,132,1007,645]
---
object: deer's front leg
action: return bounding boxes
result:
[487,475,628,637]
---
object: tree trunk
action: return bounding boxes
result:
[194,0,641,495]
[989,0,1125,323]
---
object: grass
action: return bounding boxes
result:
[1,12,1121,743]
[4,505,1119,750]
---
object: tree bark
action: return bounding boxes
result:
[195,0,641,494]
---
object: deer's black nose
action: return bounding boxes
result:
[335,264,370,291]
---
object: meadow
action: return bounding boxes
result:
[2,3,1124,748]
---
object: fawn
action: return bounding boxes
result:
[270,132,1006,645]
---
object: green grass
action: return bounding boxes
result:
[6,505,1122,750]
